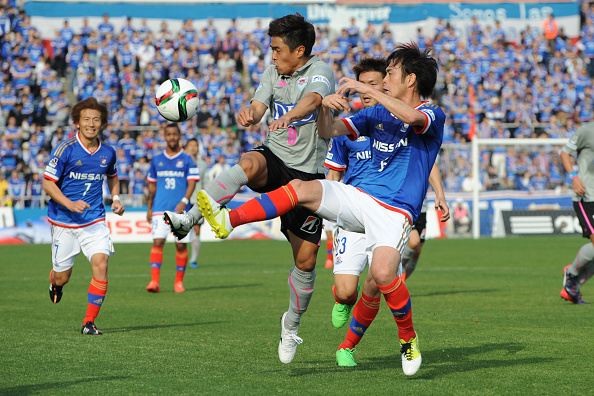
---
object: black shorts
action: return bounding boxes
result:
[248,145,325,244]
[574,201,594,238]
[414,211,427,243]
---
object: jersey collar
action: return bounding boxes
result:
[76,132,101,155]
[163,148,184,160]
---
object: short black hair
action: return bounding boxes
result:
[386,43,438,98]
[165,123,180,134]
[353,57,388,80]
[268,13,315,56]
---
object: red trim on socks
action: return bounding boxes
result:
[230,184,298,227]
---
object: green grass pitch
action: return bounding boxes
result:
[1,236,592,395]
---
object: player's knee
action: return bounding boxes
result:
[239,155,263,180]
[294,255,317,271]
[335,287,357,304]
[371,266,396,286]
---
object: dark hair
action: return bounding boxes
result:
[268,13,315,56]
[185,138,198,146]
[386,43,438,98]
[353,57,388,80]
[71,97,108,128]
[165,123,181,134]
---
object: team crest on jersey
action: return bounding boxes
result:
[297,77,308,90]
[400,123,410,133]
[75,160,82,166]
[100,158,108,167]
[300,215,320,234]
[176,160,184,168]
[49,158,58,167]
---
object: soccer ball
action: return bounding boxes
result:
[155,78,200,122]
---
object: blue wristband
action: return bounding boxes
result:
[569,171,578,179]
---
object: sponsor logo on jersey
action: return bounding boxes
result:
[276,81,286,87]
[176,160,183,168]
[156,170,185,177]
[424,108,436,121]
[355,151,371,160]
[45,167,57,175]
[300,215,320,234]
[297,77,308,90]
[256,83,262,92]
[372,138,408,152]
[312,75,331,92]
[356,136,367,142]
[189,168,200,175]
[328,139,333,151]
[49,158,58,167]
[273,101,315,125]
[75,160,82,166]
[326,152,333,159]
[69,172,106,181]
[376,123,384,131]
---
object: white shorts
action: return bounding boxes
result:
[316,180,412,254]
[51,222,114,272]
[152,215,191,243]
[333,227,371,276]
[323,218,337,234]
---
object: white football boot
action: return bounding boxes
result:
[278,311,302,364]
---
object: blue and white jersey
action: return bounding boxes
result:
[44,134,117,228]
[324,134,370,188]
[342,101,445,223]
[147,150,200,215]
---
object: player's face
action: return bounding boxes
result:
[357,71,384,108]
[76,109,102,140]
[270,36,304,76]
[164,127,181,150]
[383,61,409,100]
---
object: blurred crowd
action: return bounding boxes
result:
[1,0,593,208]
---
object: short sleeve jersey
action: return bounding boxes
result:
[147,150,200,214]
[563,122,594,202]
[44,134,117,227]
[324,134,370,188]
[252,55,335,174]
[342,101,445,223]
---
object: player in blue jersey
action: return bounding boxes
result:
[146,124,199,293]
[43,97,125,335]
[325,57,448,367]
[164,13,335,364]
[197,43,445,375]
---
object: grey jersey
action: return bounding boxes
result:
[252,55,335,174]
[563,122,594,202]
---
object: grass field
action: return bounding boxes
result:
[1,236,593,395]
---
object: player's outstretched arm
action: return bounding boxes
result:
[237,100,268,128]
[337,77,426,127]
[107,175,125,216]
[317,101,350,139]
[42,177,90,214]
[428,164,449,222]
[269,92,322,132]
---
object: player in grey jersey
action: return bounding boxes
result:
[164,13,335,363]
[560,123,594,304]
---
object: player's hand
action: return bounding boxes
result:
[435,196,450,222]
[237,106,255,127]
[269,115,292,132]
[573,176,586,196]
[322,94,352,112]
[175,202,186,214]
[112,200,125,216]
[69,200,90,214]
[146,209,152,223]
[336,77,371,97]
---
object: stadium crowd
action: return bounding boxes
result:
[1,1,594,208]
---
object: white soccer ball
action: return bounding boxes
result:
[155,78,200,122]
